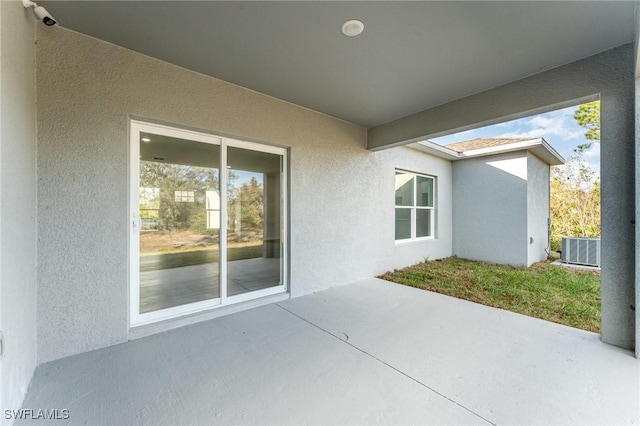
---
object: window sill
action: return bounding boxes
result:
[395,237,436,246]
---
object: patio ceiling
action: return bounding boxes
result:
[39,1,636,128]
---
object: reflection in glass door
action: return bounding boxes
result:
[130,121,287,326]
[138,132,221,314]
[226,146,283,297]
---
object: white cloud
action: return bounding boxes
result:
[583,144,600,177]
[496,109,583,141]
[583,143,600,159]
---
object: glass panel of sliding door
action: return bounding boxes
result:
[226,145,283,297]
[138,132,221,313]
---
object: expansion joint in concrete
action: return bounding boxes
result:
[275,303,496,426]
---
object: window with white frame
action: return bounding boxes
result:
[174,190,195,203]
[395,170,435,241]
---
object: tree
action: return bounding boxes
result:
[140,161,220,232]
[549,153,600,251]
[573,100,600,152]
[238,177,264,229]
[227,176,264,239]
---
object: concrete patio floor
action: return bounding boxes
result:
[19,278,639,425]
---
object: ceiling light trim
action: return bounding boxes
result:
[341,19,364,37]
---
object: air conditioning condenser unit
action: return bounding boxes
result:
[561,237,600,267]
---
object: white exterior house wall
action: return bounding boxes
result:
[0,1,39,416]
[35,27,454,364]
[452,151,529,266]
[527,152,551,266]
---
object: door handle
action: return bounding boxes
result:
[132,212,141,232]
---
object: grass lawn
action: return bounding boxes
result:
[378,257,601,333]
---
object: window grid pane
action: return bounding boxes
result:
[416,209,432,238]
[416,176,434,207]
[395,172,414,207]
[395,208,412,240]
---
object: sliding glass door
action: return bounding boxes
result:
[130,121,287,326]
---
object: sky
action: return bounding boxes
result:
[430,104,600,176]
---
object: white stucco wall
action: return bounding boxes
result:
[526,153,551,266]
[0,1,38,415]
[452,152,528,266]
[35,27,453,363]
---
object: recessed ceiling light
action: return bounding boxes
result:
[342,19,364,37]
[141,137,151,142]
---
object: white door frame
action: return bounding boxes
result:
[129,120,287,327]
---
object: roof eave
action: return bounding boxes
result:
[411,140,461,160]
[410,138,565,165]
[459,138,565,165]
[538,138,566,165]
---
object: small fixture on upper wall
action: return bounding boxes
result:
[22,0,57,26]
[341,20,364,37]
[141,137,152,143]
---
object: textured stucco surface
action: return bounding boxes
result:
[636,76,640,359]
[452,152,528,266]
[0,1,38,415]
[371,44,637,351]
[36,28,453,363]
[599,57,636,350]
[636,5,640,357]
[526,153,551,266]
